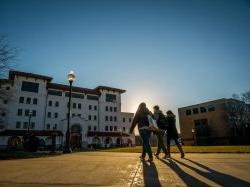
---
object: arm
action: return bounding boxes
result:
[129,114,138,134]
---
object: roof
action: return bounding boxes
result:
[0,130,63,136]
[9,70,53,82]
[47,83,100,95]
[95,86,126,93]
[87,131,130,137]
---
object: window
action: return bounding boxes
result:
[16,121,21,129]
[106,106,108,111]
[1,112,6,117]
[89,105,92,110]
[73,103,76,109]
[46,124,50,130]
[65,92,84,99]
[88,115,91,120]
[110,106,113,112]
[186,109,192,115]
[30,122,35,129]
[123,127,126,131]
[114,116,117,122]
[114,107,117,112]
[19,97,24,103]
[88,126,91,131]
[110,126,113,131]
[33,98,38,105]
[105,116,108,121]
[114,126,117,131]
[94,126,97,131]
[53,124,57,130]
[110,116,113,121]
[48,90,62,96]
[6,86,10,90]
[47,112,51,118]
[25,109,29,116]
[77,114,81,117]
[32,110,36,117]
[106,94,116,102]
[78,103,81,109]
[21,81,39,93]
[208,106,215,112]
[129,118,132,123]
[87,95,98,100]
[23,122,28,129]
[72,113,76,117]
[3,100,7,104]
[94,115,97,121]
[48,100,52,106]
[55,101,59,107]
[26,97,31,104]
[54,113,58,118]
[123,118,125,123]
[193,108,199,114]
[17,109,23,116]
[200,107,207,113]
[105,126,109,131]
[94,105,97,110]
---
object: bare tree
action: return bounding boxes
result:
[0,35,17,111]
[226,90,250,144]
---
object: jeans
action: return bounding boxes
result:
[156,130,167,155]
[139,129,153,158]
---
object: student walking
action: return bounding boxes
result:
[153,105,168,159]
[166,110,185,158]
[130,103,153,162]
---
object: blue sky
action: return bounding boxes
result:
[0,0,250,128]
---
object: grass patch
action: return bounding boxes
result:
[99,146,250,153]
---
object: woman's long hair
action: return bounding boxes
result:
[135,102,148,118]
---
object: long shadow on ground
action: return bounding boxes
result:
[171,158,250,187]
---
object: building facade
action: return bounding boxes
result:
[178,98,250,145]
[0,70,135,149]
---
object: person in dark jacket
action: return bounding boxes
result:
[153,105,168,159]
[166,110,185,158]
[130,103,153,162]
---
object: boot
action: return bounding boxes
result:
[177,144,185,158]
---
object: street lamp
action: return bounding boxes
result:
[191,128,196,146]
[64,70,75,153]
[28,110,33,134]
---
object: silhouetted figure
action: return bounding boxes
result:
[166,110,185,158]
[153,105,168,159]
[130,103,153,162]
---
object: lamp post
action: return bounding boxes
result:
[191,128,196,146]
[64,70,75,153]
[28,110,33,134]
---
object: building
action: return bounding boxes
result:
[178,98,250,145]
[0,70,135,149]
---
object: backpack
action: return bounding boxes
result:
[157,112,168,130]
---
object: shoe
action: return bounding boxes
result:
[139,155,145,161]
[163,154,171,159]
[181,153,185,158]
[147,157,153,163]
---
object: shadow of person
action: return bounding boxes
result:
[142,161,162,187]
[172,158,250,187]
[159,159,209,187]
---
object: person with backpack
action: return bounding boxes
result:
[153,105,168,159]
[130,103,154,162]
[166,110,185,158]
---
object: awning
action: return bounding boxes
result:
[87,131,130,137]
[0,130,63,136]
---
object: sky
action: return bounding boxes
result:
[0,0,250,130]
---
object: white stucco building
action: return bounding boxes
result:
[0,70,135,149]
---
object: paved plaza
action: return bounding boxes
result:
[0,152,249,187]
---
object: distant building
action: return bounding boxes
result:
[178,98,250,145]
[0,70,135,149]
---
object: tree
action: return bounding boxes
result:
[226,90,250,144]
[0,35,17,110]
